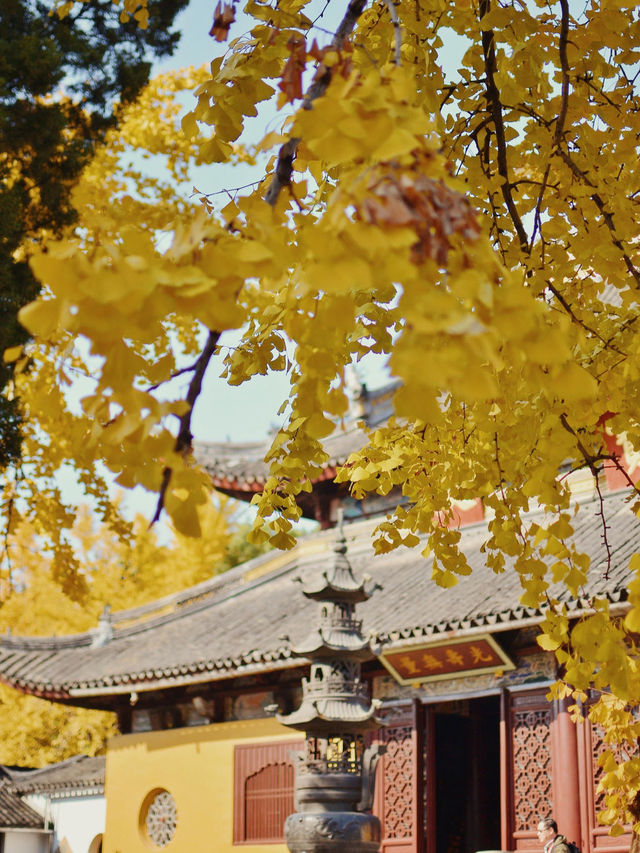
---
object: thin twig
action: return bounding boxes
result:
[593,470,613,580]
[546,282,626,355]
[309,0,332,26]
[494,432,506,499]
[264,0,369,206]
[192,180,263,199]
[383,0,402,65]
[603,454,640,496]
[531,0,570,249]
[557,417,640,570]
[147,360,204,392]
[557,148,640,288]
[590,314,638,368]
[576,74,622,112]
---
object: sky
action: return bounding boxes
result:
[77,0,394,527]
[53,0,470,528]
[142,0,393,446]
[145,0,471,446]
[62,0,468,524]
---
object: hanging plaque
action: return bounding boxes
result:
[379,633,515,685]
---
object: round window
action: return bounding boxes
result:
[140,788,178,848]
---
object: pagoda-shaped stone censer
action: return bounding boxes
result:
[278,519,385,853]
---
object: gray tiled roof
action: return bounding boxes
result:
[5,755,105,796]
[193,382,397,488]
[0,489,634,703]
[0,769,45,828]
[195,426,367,488]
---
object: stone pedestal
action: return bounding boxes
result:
[285,810,381,853]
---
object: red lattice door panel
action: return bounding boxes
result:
[373,701,424,853]
[506,689,554,853]
[577,713,637,853]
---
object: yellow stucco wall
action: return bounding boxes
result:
[103,717,296,853]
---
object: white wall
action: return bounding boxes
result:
[3,829,50,853]
[25,794,105,853]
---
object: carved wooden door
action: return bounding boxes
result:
[374,700,426,853]
[576,712,635,853]
[504,688,555,853]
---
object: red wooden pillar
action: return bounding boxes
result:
[551,698,582,848]
[500,689,511,851]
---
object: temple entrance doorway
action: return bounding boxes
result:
[430,695,501,853]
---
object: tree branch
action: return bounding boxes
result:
[479,0,529,252]
[264,0,369,207]
[555,0,571,146]
[559,413,601,477]
[151,329,221,525]
[474,129,507,263]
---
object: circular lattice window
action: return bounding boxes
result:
[140,788,177,848]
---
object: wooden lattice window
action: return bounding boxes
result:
[234,740,303,844]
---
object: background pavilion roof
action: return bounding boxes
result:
[193,381,396,493]
[5,755,105,797]
[0,490,635,705]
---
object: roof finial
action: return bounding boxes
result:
[91,604,113,648]
[345,364,369,420]
[328,506,356,588]
[332,507,348,561]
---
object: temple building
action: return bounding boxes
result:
[0,400,637,853]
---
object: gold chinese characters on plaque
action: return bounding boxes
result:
[379,634,515,685]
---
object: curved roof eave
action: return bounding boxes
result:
[2,598,631,702]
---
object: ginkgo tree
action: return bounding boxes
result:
[0,0,190,470]
[0,494,263,766]
[6,0,640,829]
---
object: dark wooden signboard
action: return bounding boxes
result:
[379,633,515,685]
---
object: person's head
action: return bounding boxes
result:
[537,818,558,845]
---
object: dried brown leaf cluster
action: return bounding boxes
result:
[360,163,481,265]
[209,1,235,42]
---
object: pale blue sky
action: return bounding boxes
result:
[61,0,467,526]
[139,0,470,446]
[145,0,392,445]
